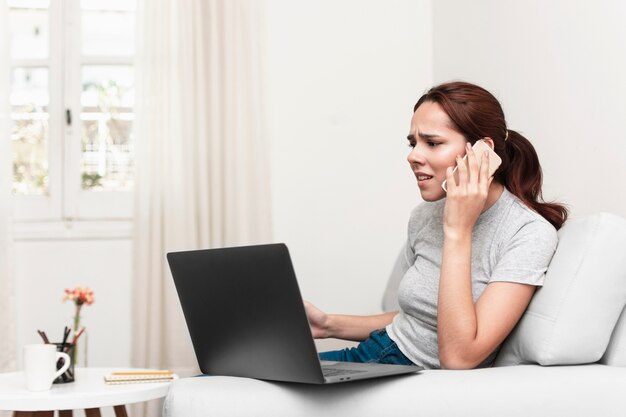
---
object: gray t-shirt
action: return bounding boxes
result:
[386,188,558,369]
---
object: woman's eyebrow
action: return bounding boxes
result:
[407,133,441,141]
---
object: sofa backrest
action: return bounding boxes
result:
[382,213,626,367]
[381,245,405,313]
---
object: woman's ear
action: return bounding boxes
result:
[482,137,495,150]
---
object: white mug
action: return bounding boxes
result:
[23,344,71,391]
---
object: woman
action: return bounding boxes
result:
[305,81,568,370]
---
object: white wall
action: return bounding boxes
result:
[432,0,626,219]
[14,234,132,369]
[265,0,432,321]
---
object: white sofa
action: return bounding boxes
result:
[163,213,626,416]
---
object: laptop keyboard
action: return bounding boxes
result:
[321,367,368,377]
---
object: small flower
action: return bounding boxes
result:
[62,287,95,306]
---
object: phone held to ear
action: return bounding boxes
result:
[441,139,502,192]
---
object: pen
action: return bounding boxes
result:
[111,371,174,376]
[64,327,85,353]
[61,326,70,348]
[37,330,50,344]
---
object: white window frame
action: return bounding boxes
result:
[11,0,133,235]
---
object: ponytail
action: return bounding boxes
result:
[496,130,568,230]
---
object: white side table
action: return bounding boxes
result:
[0,367,176,417]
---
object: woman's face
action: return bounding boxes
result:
[407,101,467,202]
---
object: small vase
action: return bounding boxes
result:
[79,328,88,367]
[71,309,88,366]
[71,328,88,368]
[70,310,89,369]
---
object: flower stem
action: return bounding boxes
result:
[72,304,82,365]
[74,304,82,332]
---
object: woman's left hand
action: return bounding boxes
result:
[443,142,493,237]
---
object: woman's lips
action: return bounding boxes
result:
[415,173,434,186]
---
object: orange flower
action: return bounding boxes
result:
[62,287,95,306]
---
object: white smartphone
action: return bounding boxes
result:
[441,139,502,192]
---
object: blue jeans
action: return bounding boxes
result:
[319,329,414,365]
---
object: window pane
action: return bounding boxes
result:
[81,65,134,191]
[11,67,50,195]
[11,67,49,107]
[8,2,49,60]
[81,1,136,57]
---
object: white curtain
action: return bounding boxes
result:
[0,0,16,376]
[132,0,271,412]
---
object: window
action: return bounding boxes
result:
[8,0,136,223]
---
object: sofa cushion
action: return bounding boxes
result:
[495,213,626,366]
[164,365,626,417]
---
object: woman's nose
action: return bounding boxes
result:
[407,146,425,165]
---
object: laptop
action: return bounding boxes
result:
[167,243,423,384]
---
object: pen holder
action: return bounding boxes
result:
[53,342,75,384]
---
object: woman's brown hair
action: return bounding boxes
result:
[414,81,568,230]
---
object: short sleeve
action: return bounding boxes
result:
[489,220,558,286]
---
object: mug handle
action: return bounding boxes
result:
[54,352,71,379]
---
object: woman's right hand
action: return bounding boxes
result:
[304,301,330,339]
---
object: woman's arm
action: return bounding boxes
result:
[304,301,398,342]
[438,231,536,369]
[438,142,536,369]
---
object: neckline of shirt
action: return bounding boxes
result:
[475,187,512,226]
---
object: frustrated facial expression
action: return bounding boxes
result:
[407,101,468,202]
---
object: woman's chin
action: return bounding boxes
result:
[418,188,446,202]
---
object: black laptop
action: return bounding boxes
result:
[167,243,422,384]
